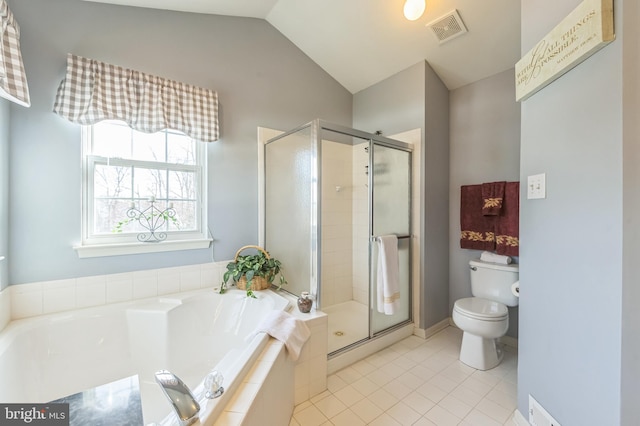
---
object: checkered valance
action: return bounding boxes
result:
[53,54,219,142]
[0,0,30,107]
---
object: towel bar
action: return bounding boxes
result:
[371,235,411,241]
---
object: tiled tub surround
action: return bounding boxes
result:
[0,263,330,425]
[217,311,328,426]
[8,262,229,320]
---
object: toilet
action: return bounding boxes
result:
[452,259,519,370]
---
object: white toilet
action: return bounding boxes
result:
[452,259,519,370]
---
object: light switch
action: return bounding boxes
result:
[527,173,546,199]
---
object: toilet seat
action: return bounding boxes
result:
[454,297,508,321]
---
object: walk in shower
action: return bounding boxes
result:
[264,120,412,356]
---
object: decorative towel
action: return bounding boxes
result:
[482,181,506,216]
[480,251,512,264]
[376,235,400,315]
[254,310,310,361]
[460,185,496,251]
[495,182,520,256]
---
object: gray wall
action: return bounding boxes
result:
[621,0,640,423]
[0,99,8,290]
[449,69,520,338]
[7,0,352,285]
[518,0,629,423]
[353,61,450,330]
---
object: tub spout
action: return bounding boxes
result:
[154,370,200,426]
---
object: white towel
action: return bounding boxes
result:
[255,310,310,361]
[480,251,512,264]
[376,235,400,315]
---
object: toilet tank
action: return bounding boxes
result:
[469,259,519,307]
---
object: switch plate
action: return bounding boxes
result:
[527,173,546,199]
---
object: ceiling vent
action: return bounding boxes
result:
[426,9,468,44]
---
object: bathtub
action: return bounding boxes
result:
[0,287,290,425]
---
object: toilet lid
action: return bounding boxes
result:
[454,297,508,320]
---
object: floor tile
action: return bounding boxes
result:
[351,376,378,397]
[385,402,422,426]
[291,326,518,426]
[402,392,435,415]
[332,384,365,407]
[350,398,384,423]
[367,412,401,426]
[314,394,348,419]
[438,394,473,418]
[367,388,399,411]
[294,404,329,426]
[382,378,413,400]
[329,408,366,426]
[423,405,462,426]
[475,397,513,424]
[460,408,503,426]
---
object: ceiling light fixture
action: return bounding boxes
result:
[403,0,426,21]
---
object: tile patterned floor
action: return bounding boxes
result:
[290,327,517,426]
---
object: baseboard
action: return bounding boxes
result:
[511,408,529,425]
[413,318,450,339]
[499,334,519,349]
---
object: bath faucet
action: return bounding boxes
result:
[154,370,200,426]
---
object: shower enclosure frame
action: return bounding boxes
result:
[263,119,413,354]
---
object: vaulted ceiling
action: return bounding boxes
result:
[82,0,521,93]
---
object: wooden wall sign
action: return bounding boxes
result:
[515,0,614,102]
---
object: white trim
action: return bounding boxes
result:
[413,317,450,339]
[80,123,209,247]
[511,408,529,425]
[73,238,212,258]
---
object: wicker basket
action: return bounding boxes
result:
[234,245,273,291]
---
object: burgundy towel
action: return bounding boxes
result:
[460,185,496,251]
[495,182,519,256]
[482,181,506,216]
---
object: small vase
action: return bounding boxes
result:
[297,292,312,313]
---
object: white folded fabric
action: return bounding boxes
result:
[254,310,310,361]
[480,251,512,264]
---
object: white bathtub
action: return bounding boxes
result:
[0,287,289,425]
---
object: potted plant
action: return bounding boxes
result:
[220,245,287,298]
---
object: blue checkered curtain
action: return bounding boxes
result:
[53,54,219,142]
[0,0,30,107]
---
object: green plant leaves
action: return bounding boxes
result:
[219,249,287,297]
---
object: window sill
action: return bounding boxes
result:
[73,238,212,258]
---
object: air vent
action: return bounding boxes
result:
[426,9,468,44]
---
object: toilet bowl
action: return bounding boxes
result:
[453,297,509,370]
[452,259,518,371]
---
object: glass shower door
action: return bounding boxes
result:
[370,141,412,336]
[264,124,318,300]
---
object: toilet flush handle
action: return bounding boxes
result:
[470,266,477,271]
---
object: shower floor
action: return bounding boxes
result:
[323,300,369,354]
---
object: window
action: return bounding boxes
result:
[75,120,210,257]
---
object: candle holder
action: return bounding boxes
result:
[116,197,178,243]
